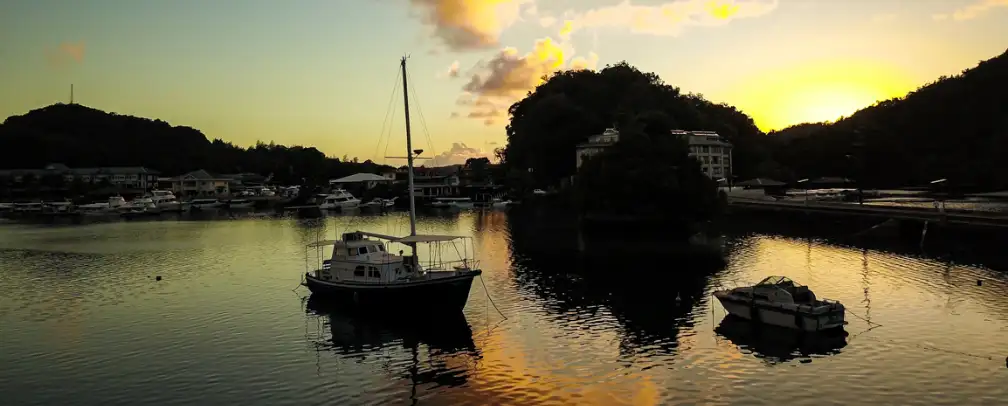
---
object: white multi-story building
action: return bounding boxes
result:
[673,130,733,180]
[574,128,621,170]
[574,128,732,180]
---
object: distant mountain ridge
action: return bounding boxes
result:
[767,48,1008,188]
[0,103,391,183]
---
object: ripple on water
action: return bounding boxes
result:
[2,215,1007,405]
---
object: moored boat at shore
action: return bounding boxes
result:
[713,276,846,332]
[301,56,482,312]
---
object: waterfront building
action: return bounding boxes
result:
[575,128,621,170]
[398,166,461,198]
[673,130,733,180]
[162,169,231,197]
[574,128,733,180]
[0,163,160,190]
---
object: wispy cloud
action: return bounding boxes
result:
[429,142,488,166]
[451,35,599,126]
[422,0,777,126]
[934,0,1008,21]
[46,41,86,69]
[439,60,460,78]
[407,0,535,51]
[558,0,778,37]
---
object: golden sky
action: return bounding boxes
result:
[1,0,1006,164]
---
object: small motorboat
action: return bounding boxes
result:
[359,197,395,212]
[713,276,846,332]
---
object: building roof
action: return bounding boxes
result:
[331,173,390,183]
[173,169,229,180]
[672,129,733,147]
[736,178,786,187]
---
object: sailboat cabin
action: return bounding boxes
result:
[316,232,418,283]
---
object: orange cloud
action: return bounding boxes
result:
[47,41,86,68]
[558,20,574,40]
[408,0,534,50]
[934,0,1008,21]
[446,60,460,78]
[454,35,598,126]
[560,0,777,37]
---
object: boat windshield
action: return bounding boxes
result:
[755,275,797,288]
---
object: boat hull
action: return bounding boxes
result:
[714,293,845,332]
[304,271,480,312]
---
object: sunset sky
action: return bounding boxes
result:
[1,0,1006,165]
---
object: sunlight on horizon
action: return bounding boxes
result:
[728,60,918,131]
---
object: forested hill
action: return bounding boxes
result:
[768,48,1008,189]
[0,103,391,183]
[499,62,769,186]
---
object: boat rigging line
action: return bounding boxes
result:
[374,66,402,164]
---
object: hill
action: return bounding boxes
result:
[499,62,769,187]
[0,103,391,183]
[768,48,1008,189]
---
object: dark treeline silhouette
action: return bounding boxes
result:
[0,103,394,184]
[767,48,1008,189]
[498,62,766,187]
[499,49,1008,191]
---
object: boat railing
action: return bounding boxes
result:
[424,258,480,272]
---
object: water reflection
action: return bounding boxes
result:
[2,213,1007,405]
[506,210,722,362]
[305,294,481,401]
[714,315,848,365]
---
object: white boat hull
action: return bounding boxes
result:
[715,294,845,332]
[320,200,360,210]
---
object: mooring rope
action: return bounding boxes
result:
[479,274,507,320]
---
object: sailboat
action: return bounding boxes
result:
[302,56,483,311]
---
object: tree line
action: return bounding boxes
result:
[0,103,395,186]
[498,48,1008,192]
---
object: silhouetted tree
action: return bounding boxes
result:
[0,104,396,184]
[766,48,1008,189]
[501,62,768,187]
[464,157,492,183]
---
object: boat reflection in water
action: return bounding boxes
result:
[715,314,848,364]
[304,294,480,393]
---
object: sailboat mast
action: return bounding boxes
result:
[400,56,418,237]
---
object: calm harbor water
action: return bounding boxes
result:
[1,211,1007,405]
